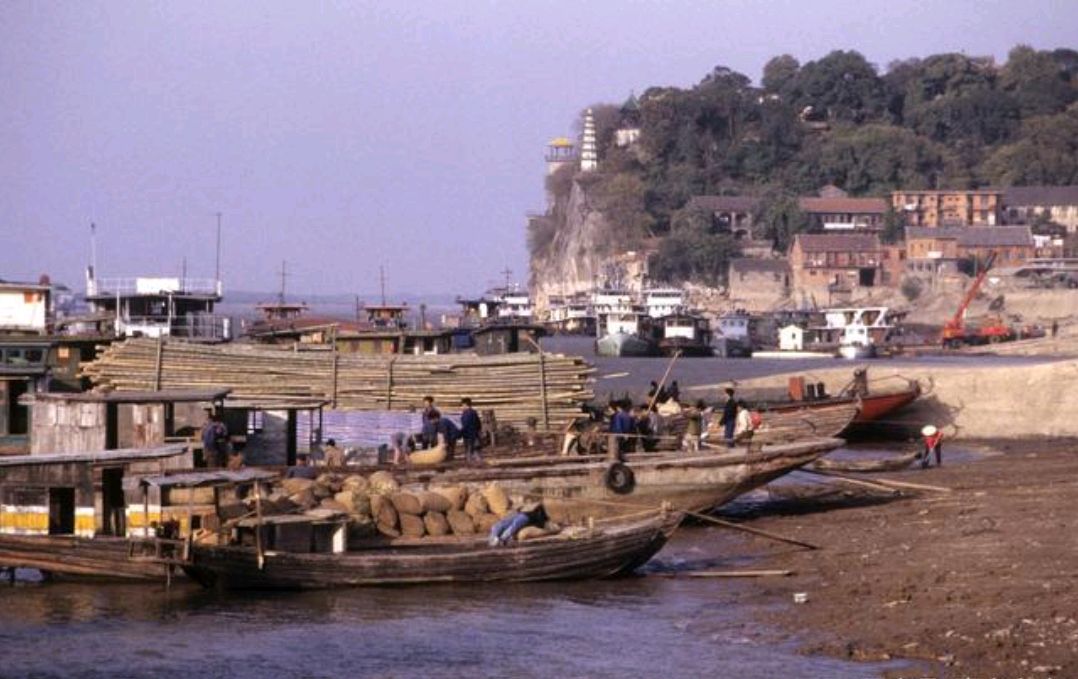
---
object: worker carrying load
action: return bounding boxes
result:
[920,425,943,468]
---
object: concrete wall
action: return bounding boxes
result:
[738,359,1078,440]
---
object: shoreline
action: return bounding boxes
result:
[723,439,1078,678]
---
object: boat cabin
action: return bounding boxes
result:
[0,443,192,539]
[471,323,547,355]
[85,274,230,342]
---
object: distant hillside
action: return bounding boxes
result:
[530,45,1078,287]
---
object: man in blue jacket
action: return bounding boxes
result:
[460,397,483,464]
[609,400,635,456]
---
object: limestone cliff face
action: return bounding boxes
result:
[529,179,614,312]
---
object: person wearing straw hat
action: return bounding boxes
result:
[921,425,943,468]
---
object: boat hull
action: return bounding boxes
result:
[596,332,657,357]
[409,436,846,523]
[659,338,713,357]
[182,511,681,590]
[0,534,173,581]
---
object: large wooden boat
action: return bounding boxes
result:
[181,508,681,590]
[0,534,168,581]
[404,434,847,523]
[757,370,921,429]
[657,312,713,357]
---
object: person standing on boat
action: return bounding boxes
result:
[322,438,345,467]
[668,381,680,403]
[720,388,738,448]
[200,411,228,467]
[683,400,705,453]
[609,400,635,455]
[734,400,755,443]
[921,425,943,468]
[420,395,441,448]
[460,397,483,464]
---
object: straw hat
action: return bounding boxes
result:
[921,425,938,437]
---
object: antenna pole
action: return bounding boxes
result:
[380,265,386,306]
[214,212,223,285]
[278,260,288,305]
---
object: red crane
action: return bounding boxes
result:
[940,251,1014,347]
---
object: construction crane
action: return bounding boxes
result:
[940,251,1016,348]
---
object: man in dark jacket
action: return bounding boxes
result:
[719,387,737,448]
[609,400,635,456]
[460,397,483,464]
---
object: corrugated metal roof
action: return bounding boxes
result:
[1003,185,1078,207]
[793,233,880,252]
[798,197,887,214]
[906,226,1033,247]
[729,258,791,274]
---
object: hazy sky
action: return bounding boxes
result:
[2,1,1076,298]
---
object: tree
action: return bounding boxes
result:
[754,190,807,252]
[649,206,740,285]
[762,54,800,95]
[593,173,656,245]
[983,104,1078,185]
[1001,45,1076,117]
[784,50,888,123]
[807,124,957,195]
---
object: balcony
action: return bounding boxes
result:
[117,314,232,341]
[88,277,222,298]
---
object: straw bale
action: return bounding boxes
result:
[464,493,489,518]
[342,475,370,493]
[311,482,333,500]
[399,513,426,538]
[481,484,510,516]
[376,522,401,538]
[288,489,317,510]
[417,491,452,514]
[474,512,500,532]
[446,509,476,535]
[376,502,399,529]
[370,494,387,517]
[430,486,466,510]
[389,492,423,516]
[423,511,450,536]
[280,477,315,495]
[319,499,349,513]
[516,526,548,541]
[369,471,399,495]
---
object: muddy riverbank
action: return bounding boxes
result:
[723,439,1078,678]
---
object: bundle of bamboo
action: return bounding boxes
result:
[82,339,595,430]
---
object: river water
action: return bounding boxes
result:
[0,525,902,679]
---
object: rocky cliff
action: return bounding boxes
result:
[529,178,642,312]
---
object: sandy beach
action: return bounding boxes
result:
[724,440,1078,678]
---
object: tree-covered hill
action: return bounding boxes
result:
[531,45,1078,285]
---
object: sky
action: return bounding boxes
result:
[1,0,1076,299]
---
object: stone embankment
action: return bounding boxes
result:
[738,358,1078,440]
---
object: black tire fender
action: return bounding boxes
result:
[604,462,636,495]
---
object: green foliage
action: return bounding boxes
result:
[782,50,888,123]
[881,206,905,245]
[754,190,807,252]
[593,172,656,246]
[983,104,1078,185]
[649,206,740,285]
[807,124,957,195]
[900,277,924,302]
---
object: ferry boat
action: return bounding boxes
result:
[657,312,713,357]
[714,310,756,358]
[811,306,902,359]
[545,293,595,335]
[595,307,659,357]
[642,286,685,319]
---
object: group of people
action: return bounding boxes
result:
[413,395,484,464]
[607,384,760,455]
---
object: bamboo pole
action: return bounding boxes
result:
[804,468,952,493]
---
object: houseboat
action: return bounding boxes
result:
[714,310,756,358]
[85,270,230,342]
[642,286,685,319]
[656,312,713,357]
[595,308,658,357]
[545,293,596,335]
[811,306,902,359]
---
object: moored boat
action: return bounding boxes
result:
[657,312,713,357]
[181,508,681,590]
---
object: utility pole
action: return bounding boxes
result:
[379,265,387,306]
[277,260,288,305]
[214,212,222,285]
[501,266,513,291]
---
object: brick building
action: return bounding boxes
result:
[788,233,882,297]
[892,189,1002,227]
[1003,185,1078,233]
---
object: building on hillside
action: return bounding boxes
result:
[1003,186,1078,233]
[688,196,758,238]
[891,189,1003,227]
[0,280,51,334]
[799,197,888,231]
[879,244,907,286]
[904,226,1036,279]
[615,93,641,148]
[788,233,882,299]
[727,259,790,310]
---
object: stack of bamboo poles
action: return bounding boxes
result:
[81,339,595,430]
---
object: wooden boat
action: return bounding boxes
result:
[656,312,713,357]
[404,434,848,523]
[0,534,170,581]
[758,371,921,429]
[809,449,920,473]
[181,508,682,590]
